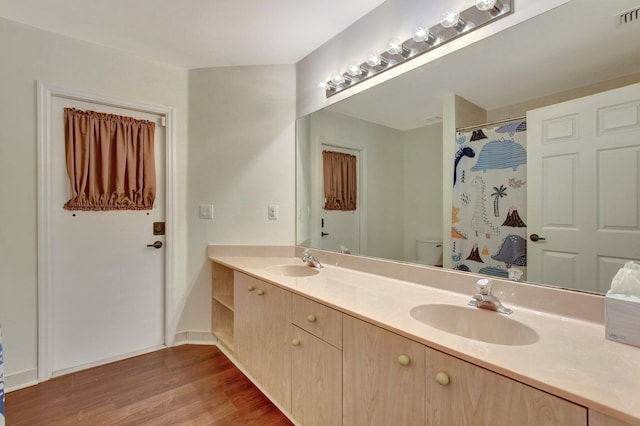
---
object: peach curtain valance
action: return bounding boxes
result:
[322,150,357,211]
[63,108,156,211]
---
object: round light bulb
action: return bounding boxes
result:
[347,63,362,77]
[318,81,328,90]
[386,38,403,56]
[475,0,497,11]
[412,25,428,42]
[366,52,382,67]
[330,72,345,85]
[440,10,460,28]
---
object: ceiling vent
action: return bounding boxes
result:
[617,6,640,25]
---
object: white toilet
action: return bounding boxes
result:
[416,239,443,266]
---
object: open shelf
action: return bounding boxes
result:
[213,294,234,311]
[211,262,235,353]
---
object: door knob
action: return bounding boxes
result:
[529,234,546,242]
[321,232,330,237]
[146,241,163,249]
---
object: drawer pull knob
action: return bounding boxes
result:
[292,338,300,346]
[398,354,411,366]
[436,372,450,386]
[257,289,265,296]
[307,314,317,323]
[247,286,255,292]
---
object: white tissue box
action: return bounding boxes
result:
[605,292,640,348]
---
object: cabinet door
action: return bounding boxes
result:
[256,279,292,410]
[589,410,635,426]
[426,347,587,425]
[233,271,261,370]
[343,315,425,426]
[291,326,342,426]
[234,272,292,411]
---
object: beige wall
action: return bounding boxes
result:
[402,123,443,262]
[0,17,189,385]
[182,66,296,332]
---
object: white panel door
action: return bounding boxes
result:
[319,145,360,254]
[527,83,640,293]
[50,96,165,374]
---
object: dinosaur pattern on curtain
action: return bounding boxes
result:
[451,121,528,280]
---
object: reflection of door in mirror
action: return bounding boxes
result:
[317,145,361,254]
[527,82,640,294]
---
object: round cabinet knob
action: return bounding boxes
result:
[292,338,300,346]
[307,314,317,323]
[256,289,265,296]
[398,354,411,366]
[247,286,255,292]
[435,372,450,386]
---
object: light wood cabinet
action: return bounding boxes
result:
[213,262,628,425]
[233,271,292,411]
[425,346,587,425]
[291,326,342,426]
[343,315,426,426]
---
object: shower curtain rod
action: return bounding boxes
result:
[456,115,526,132]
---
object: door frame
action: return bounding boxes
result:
[311,137,368,253]
[36,82,176,381]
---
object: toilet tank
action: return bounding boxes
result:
[416,239,443,266]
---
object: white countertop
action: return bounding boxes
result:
[210,254,640,424]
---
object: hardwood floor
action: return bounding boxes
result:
[5,345,294,425]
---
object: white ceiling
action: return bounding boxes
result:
[0,0,388,68]
[327,0,640,130]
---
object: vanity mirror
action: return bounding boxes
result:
[296,0,640,294]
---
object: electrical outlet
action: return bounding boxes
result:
[199,204,213,220]
[268,204,278,220]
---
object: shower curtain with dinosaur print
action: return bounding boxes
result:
[451,120,527,281]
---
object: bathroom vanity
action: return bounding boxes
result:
[208,245,639,426]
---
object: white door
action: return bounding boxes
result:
[527,83,640,293]
[319,145,360,254]
[50,96,165,375]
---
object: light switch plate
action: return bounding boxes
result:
[199,204,214,220]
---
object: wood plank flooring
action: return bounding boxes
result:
[5,344,294,425]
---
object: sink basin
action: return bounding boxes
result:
[266,264,320,277]
[410,304,539,346]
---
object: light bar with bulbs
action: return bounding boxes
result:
[321,0,512,97]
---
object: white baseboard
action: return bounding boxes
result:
[173,331,217,345]
[5,368,38,392]
[51,345,166,379]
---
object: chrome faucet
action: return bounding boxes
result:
[468,278,512,315]
[301,249,323,268]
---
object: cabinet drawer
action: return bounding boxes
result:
[292,294,342,348]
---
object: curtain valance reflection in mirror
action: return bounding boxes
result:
[63,108,156,211]
[323,150,357,211]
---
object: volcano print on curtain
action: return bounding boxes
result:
[451,120,527,280]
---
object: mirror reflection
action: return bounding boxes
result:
[296,0,640,294]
